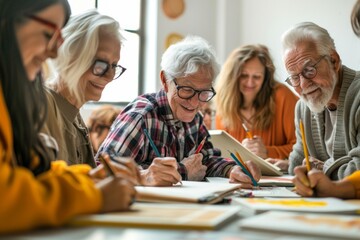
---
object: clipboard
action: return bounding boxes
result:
[208,130,283,176]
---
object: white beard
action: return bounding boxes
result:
[301,70,337,113]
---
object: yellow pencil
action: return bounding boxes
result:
[242,123,253,139]
[235,151,251,174]
[299,119,311,172]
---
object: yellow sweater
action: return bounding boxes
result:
[0,87,102,234]
[346,171,360,199]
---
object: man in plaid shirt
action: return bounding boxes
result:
[97,36,261,186]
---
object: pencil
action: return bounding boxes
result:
[143,128,182,185]
[228,150,259,187]
[98,154,116,177]
[242,123,253,139]
[299,119,311,172]
[195,136,207,154]
[235,150,251,173]
[143,128,161,157]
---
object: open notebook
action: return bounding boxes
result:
[69,203,241,230]
[208,130,282,176]
[239,211,360,240]
[135,181,241,204]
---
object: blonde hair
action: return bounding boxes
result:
[87,104,121,128]
[215,44,276,131]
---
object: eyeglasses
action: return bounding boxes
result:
[92,60,127,80]
[173,79,216,102]
[27,15,64,50]
[285,55,327,87]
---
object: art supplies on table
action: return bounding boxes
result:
[135,181,241,204]
[69,203,241,230]
[232,197,360,215]
[239,211,360,240]
[208,130,282,176]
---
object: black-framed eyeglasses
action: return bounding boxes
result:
[27,15,63,51]
[92,60,127,80]
[173,79,216,102]
[285,55,327,87]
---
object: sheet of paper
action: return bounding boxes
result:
[240,211,360,240]
[232,197,360,215]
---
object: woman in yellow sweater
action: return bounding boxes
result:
[0,0,137,234]
[215,44,298,171]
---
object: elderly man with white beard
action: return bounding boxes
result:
[281,22,360,180]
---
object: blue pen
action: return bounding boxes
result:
[143,128,161,157]
[228,150,259,187]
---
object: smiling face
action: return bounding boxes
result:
[16,3,65,80]
[284,41,338,113]
[162,69,213,123]
[81,30,121,102]
[238,57,265,103]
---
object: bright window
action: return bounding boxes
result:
[67,0,142,103]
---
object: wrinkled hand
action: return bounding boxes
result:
[181,153,207,181]
[228,161,261,189]
[242,136,268,159]
[265,158,289,172]
[292,165,355,198]
[302,156,324,171]
[96,174,137,213]
[141,157,182,186]
[90,154,142,185]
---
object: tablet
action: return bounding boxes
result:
[208,130,283,176]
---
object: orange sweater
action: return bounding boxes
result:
[0,87,102,234]
[346,171,360,199]
[216,83,298,159]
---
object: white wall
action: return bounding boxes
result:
[144,0,360,92]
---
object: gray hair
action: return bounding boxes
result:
[161,35,219,82]
[281,22,336,59]
[48,9,124,103]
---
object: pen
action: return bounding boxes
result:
[242,123,253,139]
[143,128,161,157]
[195,136,207,154]
[228,150,259,187]
[299,119,311,172]
[98,154,116,177]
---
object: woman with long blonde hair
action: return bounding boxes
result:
[215,44,298,170]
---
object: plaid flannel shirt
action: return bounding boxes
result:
[97,89,235,180]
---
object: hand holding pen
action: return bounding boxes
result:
[93,154,137,212]
[228,150,261,188]
[94,153,142,185]
[142,128,182,186]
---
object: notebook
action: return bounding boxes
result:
[239,211,360,240]
[232,197,360,215]
[208,130,282,176]
[135,181,241,204]
[69,203,241,230]
[206,175,294,187]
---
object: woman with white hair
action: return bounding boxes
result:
[43,9,126,167]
